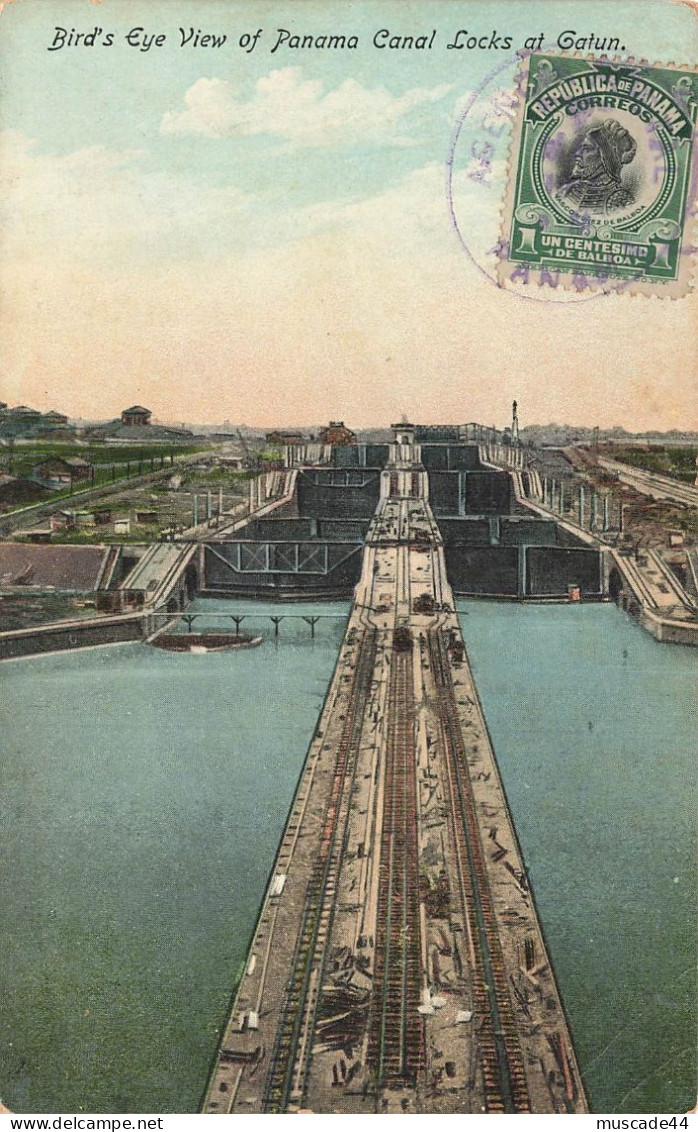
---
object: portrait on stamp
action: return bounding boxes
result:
[499,54,698,293]
[0,0,696,1121]
[556,118,638,214]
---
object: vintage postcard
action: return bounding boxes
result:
[0,0,696,1122]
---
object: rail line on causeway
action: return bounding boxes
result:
[428,629,529,1113]
[366,646,424,1087]
[202,442,588,1115]
[262,626,378,1112]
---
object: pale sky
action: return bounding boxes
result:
[1,0,696,430]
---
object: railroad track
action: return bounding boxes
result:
[366,645,425,1087]
[428,630,531,1113]
[597,458,698,508]
[262,627,378,1112]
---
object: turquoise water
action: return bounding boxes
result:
[458,599,697,1114]
[0,600,349,1113]
[0,597,694,1113]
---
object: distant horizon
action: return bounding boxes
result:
[4,395,698,437]
[4,402,697,439]
[5,400,698,435]
[2,0,696,433]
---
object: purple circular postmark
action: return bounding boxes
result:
[447,48,698,301]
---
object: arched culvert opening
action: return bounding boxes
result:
[609,567,623,604]
[184,562,199,601]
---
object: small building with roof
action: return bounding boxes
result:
[86,405,192,442]
[319,421,357,446]
[42,411,69,427]
[266,430,307,447]
[30,457,93,489]
[121,406,152,427]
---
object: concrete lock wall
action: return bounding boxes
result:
[556,526,592,548]
[427,470,512,516]
[436,518,492,545]
[330,447,362,468]
[445,546,520,596]
[365,445,390,467]
[317,519,371,540]
[238,517,370,541]
[331,446,390,468]
[420,447,451,471]
[427,472,461,516]
[526,546,603,597]
[244,518,316,540]
[297,471,381,518]
[0,615,144,660]
[201,544,362,596]
[421,445,482,471]
[464,471,512,513]
[500,518,560,546]
[651,619,698,646]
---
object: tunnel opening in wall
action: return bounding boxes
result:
[608,567,624,605]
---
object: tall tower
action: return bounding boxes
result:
[511,400,520,445]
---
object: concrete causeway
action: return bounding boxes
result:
[202,429,588,1114]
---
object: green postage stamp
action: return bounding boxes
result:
[499,54,698,295]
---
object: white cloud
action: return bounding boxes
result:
[1,128,467,283]
[160,69,454,148]
[293,163,457,246]
[0,130,258,265]
[3,134,696,432]
[0,125,497,284]
[452,85,519,131]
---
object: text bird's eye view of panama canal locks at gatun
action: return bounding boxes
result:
[0,0,697,1121]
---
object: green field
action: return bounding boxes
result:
[613,446,697,483]
[4,441,208,477]
[179,467,253,490]
[0,443,213,516]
